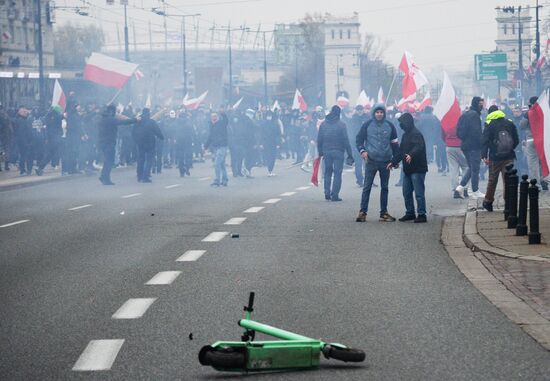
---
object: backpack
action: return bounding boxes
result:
[494,128,514,159]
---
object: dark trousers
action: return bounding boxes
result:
[484,159,513,203]
[38,139,62,170]
[100,144,115,182]
[17,140,32,174]
[263,145,277,172]
[360,160,391,215]
[460,149,481,192]
[137,147,154,181]
[231,145,245,176]
[402,172,427,216]
[63,139,80,174]
[153,143,163,173]
[323,150,344,199]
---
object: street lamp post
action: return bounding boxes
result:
[35,0,45,111]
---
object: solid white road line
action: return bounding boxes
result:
[0,220,30,228]
[72,339,125,371]
[280,192,297,197]
[121,193,142,199]
[202,231,229,242]
[145,271,182,285]
[112,298,157,319]
[176,250,206,262]
[198,177,211,181]
[263,198,281,204]
[68,204,92,211]
[165,184,182,189]
[244,207,264,213]
[224,217,247,225]
[296,186,311,190]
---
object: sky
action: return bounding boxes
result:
[56,0,544,74]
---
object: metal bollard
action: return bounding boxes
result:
[507,169,519,229]
[503,163,514,221]
[528,179,541,245]
[516,175,529,236]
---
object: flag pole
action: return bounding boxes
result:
[107,87,125,106]
[385,70,399,106]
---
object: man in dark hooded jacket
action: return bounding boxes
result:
[396,113,428,223]
[133,108,164,183]
[355,104,400,222]
[456,96,485,198]
[317,105,354,201]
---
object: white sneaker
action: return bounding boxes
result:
[455,185,464,197]
[471,190,485,199]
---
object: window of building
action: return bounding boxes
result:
[503,24,507,35]
[331,30,335,39]
[519,23,523,34]
[339,30,343,39]
[512,23,515,34]
[348,30,351,39]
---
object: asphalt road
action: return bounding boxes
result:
[1,160,549,380]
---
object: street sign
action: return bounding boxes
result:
[474,53,507,81]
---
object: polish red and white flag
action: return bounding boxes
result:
[417,91,432,112]
[51,79,66,111]
[232,96,244,110]
[84,52,138,89]
[134,69,144,81]
[356,90,369,107]
[377,87,385,104]
[292,89,308,112]
[399,51,428,99]
[183,91,208,110]
[528,89,550,177]
[336,96,350,108]
[434,72,461,137]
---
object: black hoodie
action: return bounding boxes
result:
[317,106,353,157]
[456,96,483,151]
[398,113,428,174]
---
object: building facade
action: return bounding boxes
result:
[324,13,361,107]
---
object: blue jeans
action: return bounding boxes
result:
[213,147,228,184]
[323,150,344,199]
[402,172,426,216]
[360,160,390,216]
[460,149,481,192]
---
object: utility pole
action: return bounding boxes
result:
[35,0,45,111]
[210,25,249,105]
[123,3,130,62]
[263,31,268,105]
[535,0,543,94]
[518,5,523,81]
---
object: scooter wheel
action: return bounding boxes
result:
[322,345,366,363]
[199,345,246,368]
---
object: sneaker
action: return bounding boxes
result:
[210,182,220,187]
[325,194,331,201]
[379,213,396,222]
[414,214,427,223]
[356,211,367,222]
[398,214,416,222]
[471,190,485,199]
[482,201,493,212]
[455,185,464,198]
[331,197,342,202]
[453,190,464,199]
[142,178,152,183]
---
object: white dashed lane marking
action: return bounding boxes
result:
[177,250,206,262]
[244,207,264,213]
[202,232,229,242]
[112,298,157,319]
[224,217,247,225]
[296,186,311,191]
[198,177,211,182]
[263,198,281,204]
[165,184,182,189]
[121,193,141,199]
[145,271,181,285]
[68,204,92,211]
[280,192,296,196]
[72,339,125,371]
[0,220,30,228]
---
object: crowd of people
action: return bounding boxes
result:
[1,92,548,221]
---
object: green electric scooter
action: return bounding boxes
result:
[199,292,365,373]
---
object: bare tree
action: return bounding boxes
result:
[54,23,105,69]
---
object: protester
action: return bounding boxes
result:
[14,106,33,175]
[355,104,400,222]
[521,96,549,190]
[133,108,164,183]
[481,105,519,212]
[204,111,229,187]
[36,106,64,176]
[397,113,428,223]
[349,105,369,187]
[317,105,354,202]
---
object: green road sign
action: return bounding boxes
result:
[475,53,507,81]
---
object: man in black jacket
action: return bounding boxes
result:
[97,104,137,185]
[481,105,519,212]
[456,96,485,199]
[397,113,428,223]
[204,111,229,187]
[317,105,354,201]
[36,106,63,176]
[133,108,164,183]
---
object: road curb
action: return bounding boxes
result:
[463,209,550,263]
[442,215,550,351]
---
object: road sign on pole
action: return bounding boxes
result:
[475,53,507,81]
